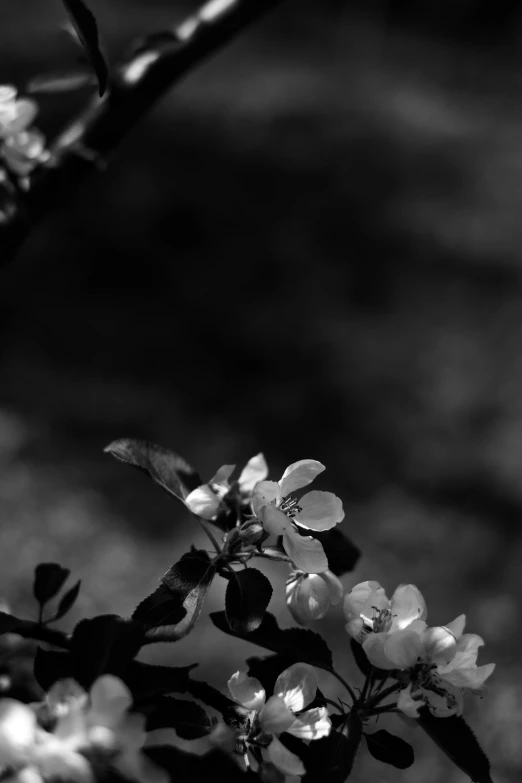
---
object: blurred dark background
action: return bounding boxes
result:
[0,0,521,780]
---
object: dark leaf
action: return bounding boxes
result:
[0,612,23,635]
[307,529,360,577]
[364,730,414,769]
[27,70,97,93]
[34,648,73,691]
[61,0,108,96]
[125,662,196,700]
[418,708,493,783]
[70,615,144,687]
[105,439,201,502]
[304,716,362,782]
[350,638,388,680]
[133,584,187,630]
[145,747,247,783]
[33,563,70,606]
[53,580,81,621]
[141,550,215,642]
[146,697,212,739]
[225,568,272,633]
[210,611,333,669]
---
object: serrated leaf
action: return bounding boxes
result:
[364,730,414,769]
[0,611,23,635]
[225,568,272,633]
[418,708,493,783]
[70,614,144,687]
[126,662,196,700]
[105,439,201,502]
[210,611,333,669]
[61,0,108,96]
[146,550,216,642]
[27,70,97,94]
[186,678,244,722]
[53,580,81,621]
[146,698,212,739]
[133,583,187,630]
[307,529,360,577]
[33,563,70,606]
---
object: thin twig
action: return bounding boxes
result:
[0,0,288,266]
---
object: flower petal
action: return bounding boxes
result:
[279,460,325,499]
[1,99,38,135]
[345,618,365,641]
[252,481,280,517]
[282,527,328,574]
[238,453,269,494]
[261,504,291,536]
[209,464,236,489]
[389,584,427,630]
[88,675,132,729]
[362,633,397,670]
[437,633,484,674]
[423,683,463,717]
[397,685,422,718]
[33,741,95,783]
[286,574,330,625]
[319,570,344,605]
[184,485,221,520]
[438,662,495,689]
[287,707,331,740]
[443,614,466,640]
[227,672,266,711]
[0,699,37,765]
[343,581,389,625]
[423,626,458,666]
[383,628,424,668]
[274,663,317,712]
[258,696,295,734]
[266,736,306,777]
[294,491,344,531]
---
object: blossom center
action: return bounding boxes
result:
[279,496,302,518]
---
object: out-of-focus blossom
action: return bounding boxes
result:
[0,85,49,177]
[252,460,344,574]
[286,569,343,625]
[0,675,169,783]
[185,453,268,521]
[228,663,331,777]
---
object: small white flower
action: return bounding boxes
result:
[252,459,344,574]
[228,663,331,777]
[286,569,343,626]
[3,129,49,176]
[185,453,268,520]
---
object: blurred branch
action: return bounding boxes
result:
[0,0,288,266]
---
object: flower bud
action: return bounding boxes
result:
[286,572,330,625]
[239,522,265,546]
[423,626,458,666]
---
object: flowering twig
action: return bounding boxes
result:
[0,0,288,266]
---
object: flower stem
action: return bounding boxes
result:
[325,667,357,703]
[198,518,222,555]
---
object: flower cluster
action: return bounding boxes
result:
[0,85,49,178]
[0,675,168,783]
[344,581,495,717]
[227,662,331,777]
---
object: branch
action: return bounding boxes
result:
[0,0,288,266]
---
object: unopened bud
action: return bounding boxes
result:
[239,522,265,546]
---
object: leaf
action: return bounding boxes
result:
[133,584,187,630]
[61,0,108,96]
[307,529,360,577]
[0,612,23,635]
[364,730,414,769]
[150,550,216,642]
[210,611,333,669]
[70,614,144,687]
[418,708,493,783]
[145,747,247,783]
[186,679,244,722]
[146,698,212,739]
[53,580,81,621]
[304,716,362,782]
[105,439,201,502]
[225,568,272,633]
[34,648,74,691]
[27,70,97,94]
[127,662,196,700]
[33,563,70,606]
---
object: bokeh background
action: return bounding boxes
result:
[1,0,521,779]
